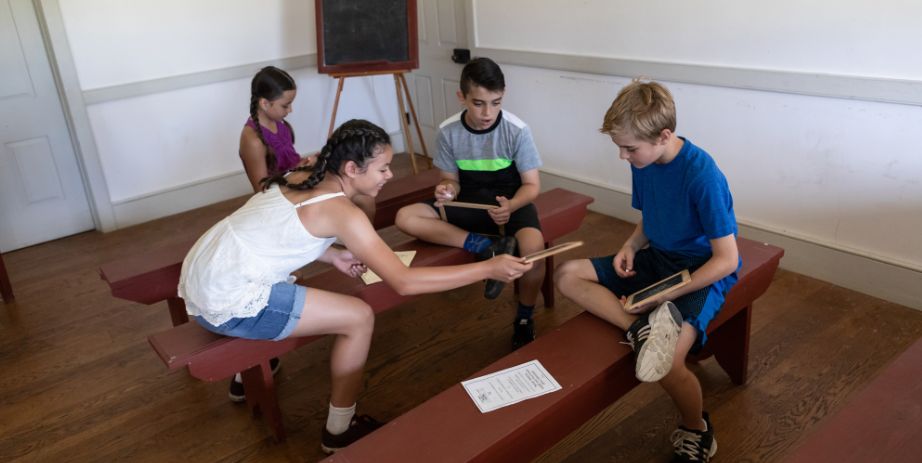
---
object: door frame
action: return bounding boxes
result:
[32,0,116,231]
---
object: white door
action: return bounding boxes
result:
[406,0,470,157]
[0,0,93,251]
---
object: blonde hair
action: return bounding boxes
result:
[600,79,676,142]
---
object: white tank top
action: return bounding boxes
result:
[178,186,344,325]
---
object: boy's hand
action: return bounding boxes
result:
[487,254,533,282]
[488,196,512,225]
[613,246,637,278]
[434,183,456,206]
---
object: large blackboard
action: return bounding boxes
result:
[315,0,418,75]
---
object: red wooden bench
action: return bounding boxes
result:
[104,188,594,441]
[324,238,784,462]
[99,168,441,326]
[782,337,922,463]
[0,252,13,303]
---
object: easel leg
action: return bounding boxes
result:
[328,77,345,138]
[397,73,433,169]
[394,74,419,174]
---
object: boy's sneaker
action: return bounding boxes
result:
[511,317,535,349]
[624,301,683,382]
[320,414,384,454]
[228,357,281,402]
[478,236,517,300]
[671,411,717,462]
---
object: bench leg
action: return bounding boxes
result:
[0,253,14,303]
[708,304,752,385]
[241,361,286,441]
[166,297,189,326]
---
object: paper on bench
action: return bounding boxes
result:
[461,360,562,413]
[360,250,416,285]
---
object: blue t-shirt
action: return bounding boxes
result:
[631,137,737,258]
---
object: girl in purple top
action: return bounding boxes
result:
[239,66,312,192]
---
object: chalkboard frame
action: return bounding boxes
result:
[315,0,419,75]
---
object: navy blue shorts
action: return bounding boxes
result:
[193,282,307,341]
[424,198,541,238]
[590,247,736,351]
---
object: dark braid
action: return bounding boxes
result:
[262,119,390,191]
[249,66,296,177]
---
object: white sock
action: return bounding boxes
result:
[326,402,356,435]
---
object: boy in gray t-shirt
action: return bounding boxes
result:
[395,57,546,349]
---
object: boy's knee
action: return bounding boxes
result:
[555,259,581,282]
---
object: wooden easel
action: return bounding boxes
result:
[327,70,432,174]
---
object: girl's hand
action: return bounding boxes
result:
[613,245,637,278]
[434,183,456,206]
[487,196,511,225]
[299,153,319,168]
[332,250,367,278]
[487,254,533,282]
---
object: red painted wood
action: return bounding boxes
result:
[783,338,922,463]
[326,238,784,462]
[0,252,13,303]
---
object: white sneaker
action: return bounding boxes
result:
[625,301,683,382]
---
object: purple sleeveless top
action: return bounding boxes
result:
[245,118,301,172]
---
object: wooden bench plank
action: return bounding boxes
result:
[327,238,784,462]
[783,338,922,463]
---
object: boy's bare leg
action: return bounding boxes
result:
[658,325,707,430]
[555,259,638,330]
[395,203,468,247]
[515,227,546,306]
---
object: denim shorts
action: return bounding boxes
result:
[590,247,736,351]
[193,282,307,341]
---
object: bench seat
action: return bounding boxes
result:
[145,188,594,440]
[325,238,784,462]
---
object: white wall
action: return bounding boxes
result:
[55,0,403,225]
[470,1,922,308]
[474,0,922,81]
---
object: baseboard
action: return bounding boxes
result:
[539,169,922,310]
[112,171,251,228]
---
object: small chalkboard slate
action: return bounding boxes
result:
[315,0,419,74]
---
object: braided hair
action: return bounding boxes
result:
[262,119,390,191]
[249,66,297,174]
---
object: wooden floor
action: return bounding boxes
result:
[2,154,921,462]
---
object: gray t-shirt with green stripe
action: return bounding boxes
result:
[434,110,542,176]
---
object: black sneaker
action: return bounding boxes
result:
[511,318,535,349]
[671,412,717,462]
[624,302,682,382]
[228,357,281,402]
[320,414,384,454]
[479,236,517,299]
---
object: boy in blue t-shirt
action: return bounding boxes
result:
[555,80,740,462]
[396,57,546,349]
